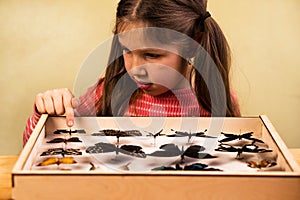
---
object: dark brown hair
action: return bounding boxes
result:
[96,0,238,117]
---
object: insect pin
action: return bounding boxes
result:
[146,129,163,146]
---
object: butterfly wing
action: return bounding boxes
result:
[148,143,182,157]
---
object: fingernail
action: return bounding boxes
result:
[67,120,74,127]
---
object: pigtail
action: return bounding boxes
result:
[193,15,237,117]
[96,35,136,116]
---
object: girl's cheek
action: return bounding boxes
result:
[123,54,132,70]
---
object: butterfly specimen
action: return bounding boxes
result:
[91,129,142,137]
[46,137,82,144]
[152,163,221,171]
[219,131,264,144]
[148,143,216,163]
[169,129,209,137]
[168,129,215,143]
[40,148,82,156]
[92,129,142,144]
[215,144,272,159]
[53,129,86,136]
[86,142,146,158]
[246,160,277,169]
[37,157,76,166]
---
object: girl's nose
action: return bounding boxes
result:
[131,66,148,80]
[130,53,147,78]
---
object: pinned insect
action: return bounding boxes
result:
[92,129,142,144]
[91,129,142,137]
[148,143,216,163]
[146,129,163,146]
[37,157,76,166]
[152,163,221,171]
[219,131,264,144]
[46,137,82,144]
[168,129,215,144]
[53,129,86,136]
[40,148,82,156]
[246,160,277,169]
[215,143,272,159]
[86,142,146,158]
[89,162,96,171]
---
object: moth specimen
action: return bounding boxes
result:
[86,142,146,158]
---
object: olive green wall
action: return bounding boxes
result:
[0,0,299,155]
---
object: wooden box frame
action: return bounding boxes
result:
[12,115,300,200]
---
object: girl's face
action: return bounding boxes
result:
[118,23,190,96]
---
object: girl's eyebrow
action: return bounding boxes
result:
[120,43,166,53]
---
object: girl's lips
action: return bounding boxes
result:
[136,82,152,90]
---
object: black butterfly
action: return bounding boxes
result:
[152,163,221,171]
[168,129,215,143]
[86,142,146,158]
[148,143,216,162]
[215,143,272,159]
[46,137,82,144]
[91,129,142,144]
[53,129,86,136]
[219,131,264,143]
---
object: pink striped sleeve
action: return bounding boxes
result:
[22,106,41,146]
[230,90,241,117]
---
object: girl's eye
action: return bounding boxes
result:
[145,53,160,59]
[122,47,131,54]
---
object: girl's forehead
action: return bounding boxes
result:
[118,24,180,53]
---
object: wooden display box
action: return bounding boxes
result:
[12,115,300,200]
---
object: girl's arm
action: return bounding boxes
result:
[22,79,104,145]
[231,90,241,117]
[22,106,42,146]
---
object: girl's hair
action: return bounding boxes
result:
[96,0,238,117]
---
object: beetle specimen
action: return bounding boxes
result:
[148,143,216,163]
[246,159,277,169]
[219,131,264,144]
[86,142,146,158]
[152,163,221,171]
[46,137,82,144]
[37,157,76,166]
[40,148,82,156]
[215,143,272,159]
[53,129,86,136]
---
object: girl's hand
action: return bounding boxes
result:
[35,88,78,127]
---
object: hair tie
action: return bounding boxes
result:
[196,11,211,24]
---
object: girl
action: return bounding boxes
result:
[23,0,240,145]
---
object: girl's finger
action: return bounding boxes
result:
[42,91,55,115]
[35,93,46,114]
[62,89,74,127]
[52,89,65,115]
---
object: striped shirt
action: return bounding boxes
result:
[23,80,239,145]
